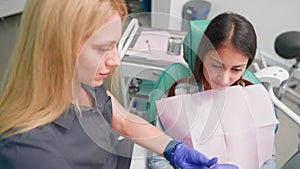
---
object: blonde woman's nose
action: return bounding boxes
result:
[106,46,120,67]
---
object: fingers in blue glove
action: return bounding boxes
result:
[207,157,218,166]
[211,164,239,169]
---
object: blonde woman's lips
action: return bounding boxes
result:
[99,72,109,78]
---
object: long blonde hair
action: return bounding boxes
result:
[0,0,127,138]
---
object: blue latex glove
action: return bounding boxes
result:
[172,143,239,169]
[172,142,218,169]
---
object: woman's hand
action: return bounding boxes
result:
[172,142,217,169]
[172,142,239,169]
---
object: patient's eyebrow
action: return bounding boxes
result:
[233,64,247,67]
[210,57,223,65]
[209,57,247,67]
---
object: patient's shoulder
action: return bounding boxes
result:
[176,76,197,84]
[168,76,199,96]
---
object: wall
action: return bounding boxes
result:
[151,0,190,30]
[0,14,21,82]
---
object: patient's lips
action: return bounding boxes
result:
[212,80,229,89]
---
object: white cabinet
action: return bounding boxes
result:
[0,0,27,18]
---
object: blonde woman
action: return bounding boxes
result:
[0,0,238,169]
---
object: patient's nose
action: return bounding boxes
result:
[218,71,230,85]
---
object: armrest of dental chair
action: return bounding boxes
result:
[254,66,289,88]
[254,66,300,126]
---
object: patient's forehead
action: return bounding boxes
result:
[205,46,248,66]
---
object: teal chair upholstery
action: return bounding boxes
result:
[183,20,210,72]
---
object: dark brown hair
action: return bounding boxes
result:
[193,12,257,83]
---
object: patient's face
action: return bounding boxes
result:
[202,46,249,90]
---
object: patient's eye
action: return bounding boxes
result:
[232,67,243,72]
[212,63,223,69]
